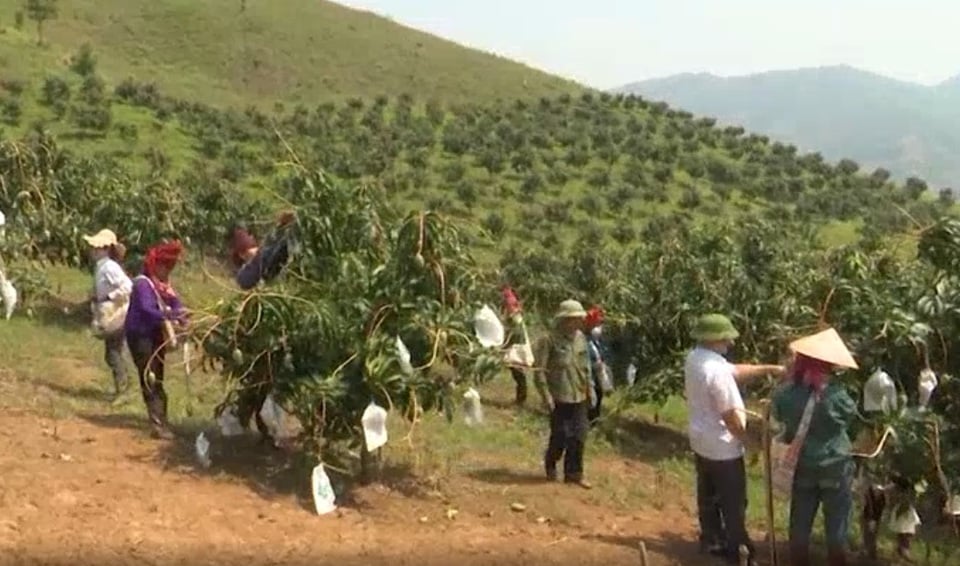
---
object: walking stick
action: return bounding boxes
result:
[761,400,779,566]
[183,339,195,417]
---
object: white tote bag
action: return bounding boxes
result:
[504,320,535,367]
[91,296,129,337]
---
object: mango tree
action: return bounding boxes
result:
[197,166,502,477]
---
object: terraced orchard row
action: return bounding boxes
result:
[1,48,948,259]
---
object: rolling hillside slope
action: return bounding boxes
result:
[0,3,947,265]
[0,0,582,106]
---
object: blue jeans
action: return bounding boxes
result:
[789,462,854,549]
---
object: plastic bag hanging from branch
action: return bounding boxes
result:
[864,369,897,413]
[195,432,211,469]
[473,304,505,348]
[217,405,245,437]
[311,463,337,516]
[361,401,388,452]
[463,387,483,426]
[918,369,938,409]
[395,335,414,376]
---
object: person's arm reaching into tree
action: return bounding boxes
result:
[732,363,785,383]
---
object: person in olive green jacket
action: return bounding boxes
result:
[772,328,861,566]
[534,299,593,489]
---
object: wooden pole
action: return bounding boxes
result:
[762,401,779,566]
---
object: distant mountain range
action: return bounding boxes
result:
[615,65,960,189]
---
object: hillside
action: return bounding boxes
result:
[0,3,949,270]
[0,71,946,267]
[615,65,960,189]
[0,0,581,106]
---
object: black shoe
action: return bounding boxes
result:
[545,466,558,482]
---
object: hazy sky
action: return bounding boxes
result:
[337,0,960,89]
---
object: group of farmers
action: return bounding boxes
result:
[85,213,295,439]
[684,315,861,566]
[84,215,868,566]
[523,298,864,566]
[87,228,187,440]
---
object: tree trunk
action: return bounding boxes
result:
[359,446,382,484]
[36,20,44,46]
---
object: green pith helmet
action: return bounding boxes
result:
[691,313,740,342]
[555,299,587,320]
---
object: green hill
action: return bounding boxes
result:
[0,0,581,106]
[0,1,949,273]
[615,65,960,190]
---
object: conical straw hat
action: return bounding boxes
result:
[788,327,858,369]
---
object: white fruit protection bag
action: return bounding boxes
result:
[311,463,337,515]
[361,402,388,451]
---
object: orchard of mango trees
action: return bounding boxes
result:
[2,81,960,556]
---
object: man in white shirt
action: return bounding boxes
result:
[684,313,783,566]
[85,229,133,400]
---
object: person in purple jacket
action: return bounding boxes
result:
[125,240,188,439]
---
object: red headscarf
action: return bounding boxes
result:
[144,240,183,299]
[585,305,605,329]
[501,285,522,316]
[790,353,834,393]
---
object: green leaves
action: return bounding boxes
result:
[919,217,960,272]
[0,135,258,265]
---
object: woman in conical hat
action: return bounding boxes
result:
[772,327,860,566]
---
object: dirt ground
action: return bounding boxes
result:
[0,405,752,566]
[0,333,781,566]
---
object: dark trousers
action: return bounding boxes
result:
[236,384,273,441]
[236,234,290,290]
[695,454,754,563]
[128,334,168,429]
[545,401,588,481]
[510,367,528,405]
[103,330,129,394]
